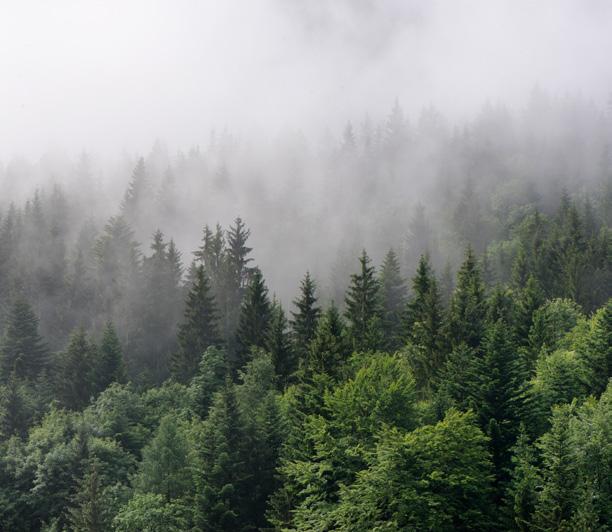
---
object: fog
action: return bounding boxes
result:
[1,0,611,312]
[1,0,611,157]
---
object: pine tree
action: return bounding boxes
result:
[95,322,125,393]
[344,250,382,351]
[0,298,47,381]
[448,247,486,349]
[235,268,271,372]
[266,302,295,388]
[379,249,406,351]
[290,272,321,361]
[56,328,95,410]
[172,265,220,383]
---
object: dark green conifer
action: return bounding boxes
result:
[172,265,220,383]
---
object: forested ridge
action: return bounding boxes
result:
[0,99,611,531]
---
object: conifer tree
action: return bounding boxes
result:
[190,346,228,418]
[266,302,295,388]
[379,249,406,351]
[514,275,545,353]
[403,254,444,383]
[120,157,151,230]
[0,298,47,381]
[235,268,271,372]
[195,379,245,531]
[478,320,526,494]
[0,372,33,438]
[172,265,220,383]
[344,250,382,351]
[308,303,350,377]
[290,272,321,360]
[136,415,193,502]
[68,461,106,532]
[221,217,253,348]
[448,246,486,349]
[95,322,125,393]
[56,327,95,410]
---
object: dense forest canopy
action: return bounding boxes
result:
[1,1,612,531]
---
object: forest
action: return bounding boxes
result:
[0,92,611,530]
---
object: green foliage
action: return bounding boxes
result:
[528,298,583,360]
[332,410,495,531]
[290,271,321,360]
[189,346,228,418]
[403,254,444,390]
[448,246,486,349]
[113,493,190,532]
[172,264,220,383]
[307,303,350,378]
[235,267,271,373]
[379,249,406,350]
[344,250,382,351]
[94,321,125,393]
[55,327,97,411]
[135,415,194,502]
[266,302,296,388]
[0,298,48,381]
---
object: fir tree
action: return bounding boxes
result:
[344,250,382,351]
[95,322,125,393]
[172,265,220,383]
[379,249,406,351]
[68,460,106,532]
[235,268,271,372]
[195,380,246,531]
[448,246,486,349]
[266,302,295,388]
[403,254,444,386]
[308,303,350,377]
[290,272,321,360]
[0,298,47,381]
[56,327,95,410]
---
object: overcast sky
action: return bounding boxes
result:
[1,0,611,158]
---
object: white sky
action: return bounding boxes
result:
[0,0,611,158]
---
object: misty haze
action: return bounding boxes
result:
[0,1,610,531]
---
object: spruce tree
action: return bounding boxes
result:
[379,249,406,351]
[221,217,253,348]
[68,461,106,532]
[95,322,125,393]
[172,265,220,383]
[448,246,486,349]
[308,303,350,377]
[344,250,382,351]
[0,298,47,381]
[235,268,271,372]
[195,380,246,531]
[290,272,321,360]
[266,302,295,388]
[403,254,444,385]
[56,327,95,410]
